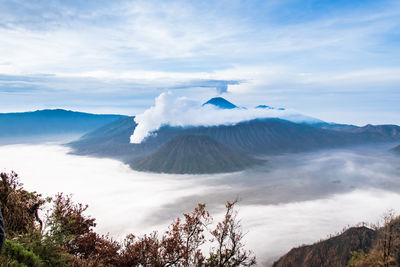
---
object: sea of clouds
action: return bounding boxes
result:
[130,92,321,143]
[1,143,400,266]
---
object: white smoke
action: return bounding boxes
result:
[130,92,322,144]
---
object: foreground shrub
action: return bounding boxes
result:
[1,239,42,267]
[348,211,400,267]
[0,171,256,266]
[0,172,44,236]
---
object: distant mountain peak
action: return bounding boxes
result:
[202,97,238,109]
[255,105,285,110]
[255,105,273,109]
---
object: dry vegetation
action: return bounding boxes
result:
[2,170,400,267]
[273,210,400,267]
[0,171,255,266]
[348,211,400,267]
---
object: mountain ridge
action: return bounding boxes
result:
[68,115,400,174]
[273,226,376,267]
[65,99,400,174]
[0,109,125,144]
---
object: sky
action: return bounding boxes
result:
[0,0,399,125]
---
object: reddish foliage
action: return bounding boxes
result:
[208,201,256,266]
[0,171,44,235]
[1,171,256,267]
[119,203,213,266]
[118,233,163,266]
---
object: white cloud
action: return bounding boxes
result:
[298,68,400,85]
[0,144,216,238]
[0,0,398,77]
[0,0,399,126]
[1,144,400,265]
[130,91,320,143]
[241,189,400,265]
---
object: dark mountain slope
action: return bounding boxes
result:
[390,144,400,154]
[68,114,400,174]
[70,118,358,161]
[131,135,258,174]
[273,227,377,267]
[274,216,400,267]
[144,119,400,155]
[314,122,400,140]
[352,124,400,140]
[168,119,359,155]
[311,122,360,132]
[70,116,136,156]
[0,109,124,142]
[69,116,162,159]
[70,118,400,162]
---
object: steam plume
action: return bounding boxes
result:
[130,92,321,144]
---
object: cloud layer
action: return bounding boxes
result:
[1,143,400,265]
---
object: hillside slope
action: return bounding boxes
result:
[70,117,400,159]
[390,144,400,154]
[274,216,400,267]
[131,135,259,174]
[273,227,376,267]
[68,116,400,174]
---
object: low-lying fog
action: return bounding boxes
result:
[1,143,400,266]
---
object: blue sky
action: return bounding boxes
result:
[0,0,399,125]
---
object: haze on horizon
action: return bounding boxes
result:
[1,0,400,126]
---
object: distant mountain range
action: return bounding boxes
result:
[2,100,400,174]
[256,104,285,110]
[0,109,124,144]
[68,97,400,174]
